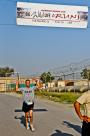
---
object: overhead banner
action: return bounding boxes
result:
[16,2,88,28]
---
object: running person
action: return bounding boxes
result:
[19,79,36,131]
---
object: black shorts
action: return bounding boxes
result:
[22,101,34,112]
[82,121,90,136]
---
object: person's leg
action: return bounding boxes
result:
[29,109,35,131]
[25,112,29,129]
[86,122,90,136]
[82,121,87,136]
[29,109,33,125]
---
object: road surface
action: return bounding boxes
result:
[0,93,82,136]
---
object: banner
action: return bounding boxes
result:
[17,2,88,28]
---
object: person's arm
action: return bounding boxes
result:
[74,101,83,119]
[33,83,37,90]
[74,101,88,123]
[16,82,23,92]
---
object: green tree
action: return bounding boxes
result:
[40,72,54,83]
[81,68,90,80]
[0,67,14,77]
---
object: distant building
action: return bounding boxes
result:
[48,81,56,88]
[74,79,89,86]
[0,76,43,92]
[47,80,74,88]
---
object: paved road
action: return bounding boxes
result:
[0,93,82,136]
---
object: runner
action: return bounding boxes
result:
[19,79,36,131]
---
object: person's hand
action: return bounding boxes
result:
[87,117,90,122]
[80,115,88,123]
[34,83,36,86]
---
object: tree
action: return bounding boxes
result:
[81,68,90,80]
[40,72,54,83]
[0,67,14,77]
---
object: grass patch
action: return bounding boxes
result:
[35,90,81,104]
[1,90,82,104]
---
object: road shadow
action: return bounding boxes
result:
[34,108,48,112]
[50,130,73,136]
[63,121,81,134]
[15,115,26,127]
[14,109,22,112]
[14,108,48,113]
[14,108,48,127]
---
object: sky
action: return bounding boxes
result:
[0,0,90,76]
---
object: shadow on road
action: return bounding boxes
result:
[14,108,48,127]
[63,121,81,134]
[14,108,48,113]
[34,108,48,112]
[15,116,26,127]
[50,130,73,136]
[14,109,22,112]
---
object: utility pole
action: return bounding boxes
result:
[87,71,90,90]
[70,66,75,93]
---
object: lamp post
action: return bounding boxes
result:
[60,71,66,92]
[44,74,47,89]
[5,72,13,92]
[87,71,90,90]
[70,66,75,93]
